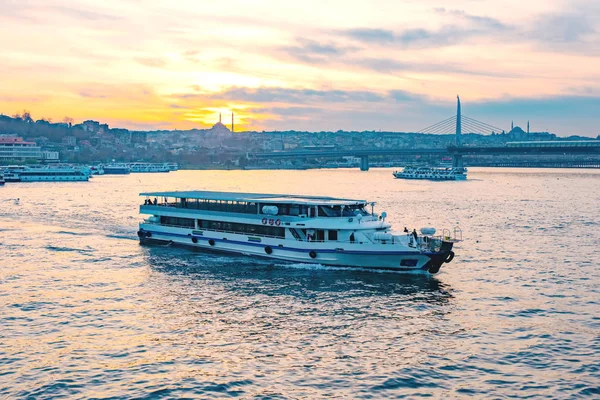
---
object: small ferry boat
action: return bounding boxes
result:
[393,166,467,181]
[137,191,458,273]
[102,163,131,175]
[128,162,171,173]
[1,166,89,182]
[90,165,105,175]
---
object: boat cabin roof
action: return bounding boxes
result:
[140,191,368,206]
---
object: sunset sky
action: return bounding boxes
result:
[1,0,599,136]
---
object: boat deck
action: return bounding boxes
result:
[140,191,367,206]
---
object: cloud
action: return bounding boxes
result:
[50,5,122,22]
[282,38,358,64]
[79,91,107,99]
[206,87,387,104]
[434,8,508,31]
[135,57,168,68]
[344,28,396,44]
[526,12,599,52]
[341,10,510,48]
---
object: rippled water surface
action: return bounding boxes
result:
[1,168,599,398]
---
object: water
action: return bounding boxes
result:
[1,168,599,398]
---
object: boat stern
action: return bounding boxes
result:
[423,240,454,273]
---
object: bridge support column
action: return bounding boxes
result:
[452,154,463,168]
[360,155,369,171]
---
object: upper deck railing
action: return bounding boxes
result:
[141,200,373,220]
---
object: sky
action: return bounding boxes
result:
[0,0,599,136]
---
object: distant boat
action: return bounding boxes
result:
[0,165,89,182]
[128,162,171,173]
[393,166,467,181]
[102,163,130,175]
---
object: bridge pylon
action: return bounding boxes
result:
[360,155,369,171]
[453,95,463,168]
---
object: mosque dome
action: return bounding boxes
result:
[210,114,231,134]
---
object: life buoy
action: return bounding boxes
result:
[191,237,198,244]
[445,251,455,263]
[275,219,281,226]
[264,246,273,254]
[309,251,317,259]
[268,219,274,226]
[208,239,215,246]
[145,231,152,238]
[261,218,267,225]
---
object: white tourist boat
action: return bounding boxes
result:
[393,166,467,181]
[128,162,171,173]
[102,163,131,174]
[1,165,89,182]
[137,191,458,273]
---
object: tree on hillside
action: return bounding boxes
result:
[21,110,33,123]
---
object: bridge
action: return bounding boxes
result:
[249,97,600,170]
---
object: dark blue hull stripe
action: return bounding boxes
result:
[141,229,440,257]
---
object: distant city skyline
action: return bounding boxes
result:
[1,0,599,136]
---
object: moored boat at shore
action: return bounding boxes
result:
[0,165,89,182]
[102,163,130,174]
[128,162,171,173]
[137,191,459,273]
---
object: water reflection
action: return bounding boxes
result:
[143,245,453,304]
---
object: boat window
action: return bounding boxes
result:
[400,259,418,267]
[315,230,325,242]
[160,216,195,228]
[328,230,338,241]
[196,219,285,238]
[318,206,343,217]
[176,199,258,214]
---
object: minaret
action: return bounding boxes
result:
[231,113,234,133]
[511,120,514,130]
[527,120,530,134]
[219,113,222,123]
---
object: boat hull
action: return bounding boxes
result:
[137,225,453,273]
[103,168,130,175]
[393,173,466,181]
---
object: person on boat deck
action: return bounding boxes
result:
[412,229,418,241]
[153,198,158,205]
[350,232,355,243]
[404,227,409,233]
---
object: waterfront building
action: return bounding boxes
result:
[0,137,42,163]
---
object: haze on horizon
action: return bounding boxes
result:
[1,0,599,137]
